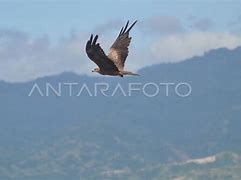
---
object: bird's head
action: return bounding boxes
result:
[92,68,100,73]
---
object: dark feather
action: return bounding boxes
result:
[85,35,119,71]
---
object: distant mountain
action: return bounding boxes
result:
[0,47,241,179]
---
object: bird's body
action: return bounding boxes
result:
[86,20,139,77]
[92,67,124,77]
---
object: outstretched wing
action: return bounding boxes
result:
[86,34,119,71]
[108,20,137,71]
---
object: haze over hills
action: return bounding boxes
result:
[0,47,241,179]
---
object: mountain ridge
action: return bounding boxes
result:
[0,46,241,179]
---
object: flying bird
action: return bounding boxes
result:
[86,20,139,77]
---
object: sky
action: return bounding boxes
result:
[0,0,241,82]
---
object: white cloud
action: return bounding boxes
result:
[151,31,241,63]
[1,26,241,83]
[0,29,94,82]
[0,26,143,83]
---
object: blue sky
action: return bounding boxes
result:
[0,1,240,39]
[0,0,241,82]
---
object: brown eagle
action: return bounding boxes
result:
[85,20,139,77]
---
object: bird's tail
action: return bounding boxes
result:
[121,71,140,76]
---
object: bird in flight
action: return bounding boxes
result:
[86,20,139,77]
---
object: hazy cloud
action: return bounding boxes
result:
[228,15,241,35]
[140,16,184,35]
[0,29,92,82]
[190,17,214,31]
[151,32,241,63]
[228,15,241,26]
